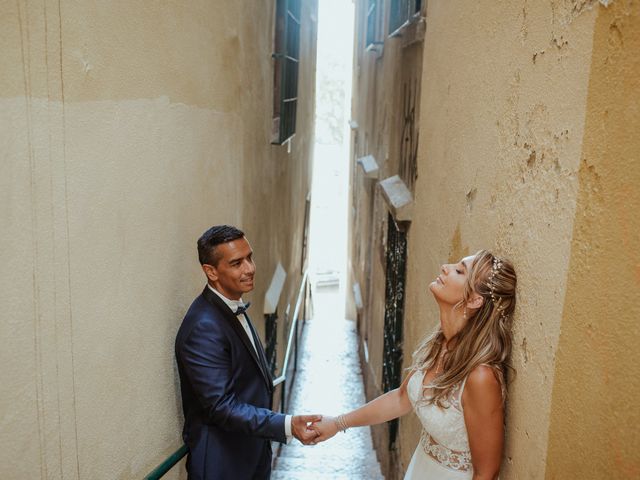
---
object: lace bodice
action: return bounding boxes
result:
[407,370,472,474]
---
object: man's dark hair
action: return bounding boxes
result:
[197,225,245,266]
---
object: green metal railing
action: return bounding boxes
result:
[143,271,310,478]
[143,445,188,480]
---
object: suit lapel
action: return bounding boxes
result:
[202,287,272,391]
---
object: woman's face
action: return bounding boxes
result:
[429,255,476,306]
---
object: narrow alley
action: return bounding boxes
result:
[271,284,383,480]
[3,1,638,479]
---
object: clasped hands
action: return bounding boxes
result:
[291,415,342,445]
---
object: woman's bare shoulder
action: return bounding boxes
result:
[465,365,501,398]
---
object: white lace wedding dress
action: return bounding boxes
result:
[404,370,473,479]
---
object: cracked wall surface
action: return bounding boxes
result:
[349,0,638,478]
[400,2,598,477]
[398,1,638,478]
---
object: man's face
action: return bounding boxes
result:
[203,237,256,300]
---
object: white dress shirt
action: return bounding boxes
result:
[207,285,293,439]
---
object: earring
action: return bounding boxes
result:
[463,307,467,320]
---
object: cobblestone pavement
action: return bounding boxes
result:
[271,285,384,480]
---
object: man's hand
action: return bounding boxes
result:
[291,414,322,445]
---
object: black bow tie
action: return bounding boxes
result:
[235,302,251,316]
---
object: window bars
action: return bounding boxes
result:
[272,0,301,145]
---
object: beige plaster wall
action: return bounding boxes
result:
[348,2,410,472]
[403,1,601,477]
[0,1,316,478]
[347,0,634,478]
[545,1,640,478]
[349,1,432,474]
[239,0,318,348]
[349,0,424,376]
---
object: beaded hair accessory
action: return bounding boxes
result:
[488,257,502,303]
[488,257,508,318]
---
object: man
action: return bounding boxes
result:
[175,225,320,479]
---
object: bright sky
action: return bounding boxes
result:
[318,0,354,60]
[317,0,356,68]
[308,0,355,297]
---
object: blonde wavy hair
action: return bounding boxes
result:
[410,250,517,407]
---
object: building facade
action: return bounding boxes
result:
[0,1,317,478]
[347,1,640,478]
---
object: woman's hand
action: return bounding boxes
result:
[310,416,339,443]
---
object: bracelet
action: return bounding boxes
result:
[334,414,349,433]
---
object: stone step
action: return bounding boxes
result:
[273,455,384,479]
[272,467,385,480]
[271,472,371,480]
[277,441,377,460]
[272,466,384,478]
[271,289,386,480]
[275,449,381,464]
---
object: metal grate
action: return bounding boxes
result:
[265,312,278,376]
[272,0,301,145]
[382,213,407,448]
[389,0,422,35]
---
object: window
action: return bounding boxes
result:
[389,0,422,35]
[272,0,301,145]
[365,0,384,50]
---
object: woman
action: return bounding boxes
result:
[312,250,517,479]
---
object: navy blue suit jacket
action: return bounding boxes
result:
[175,286,286,480]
